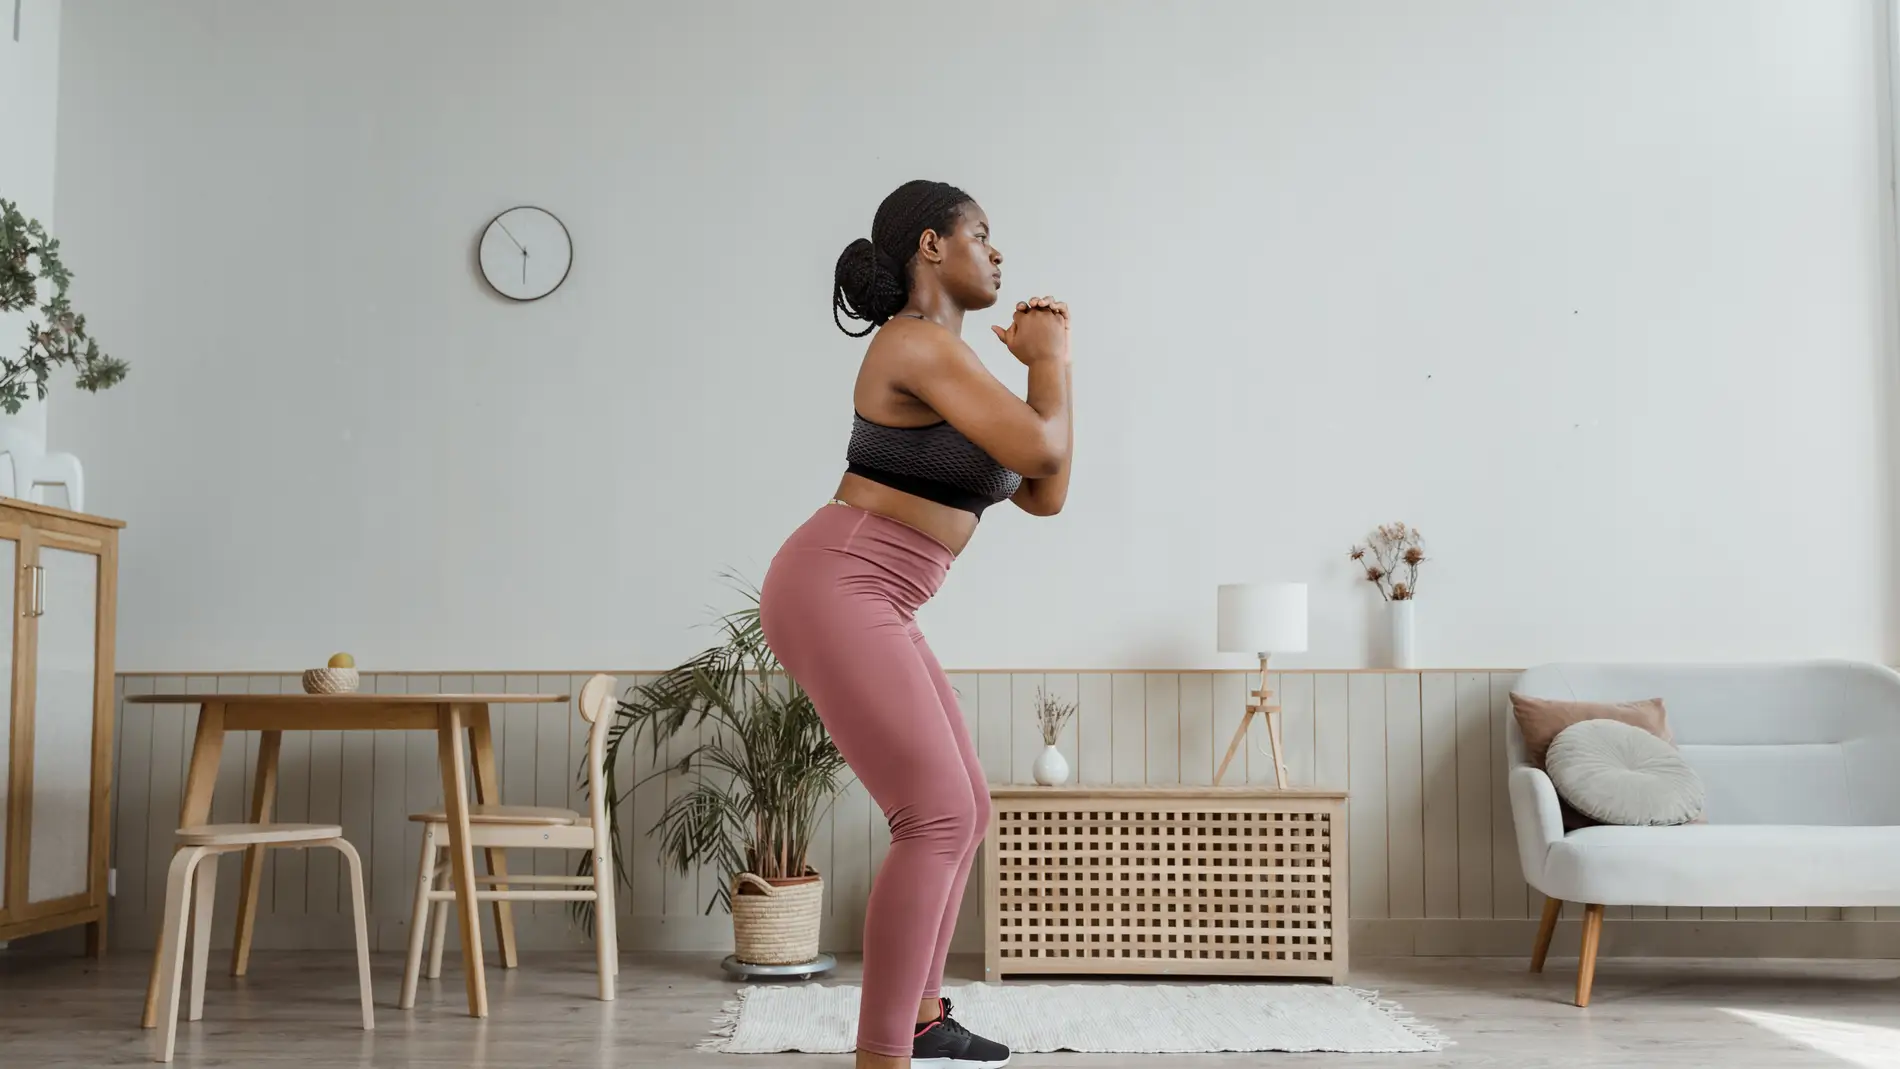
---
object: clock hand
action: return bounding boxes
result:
[496,219,527,254]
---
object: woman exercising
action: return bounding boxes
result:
[759,179,1073,1069]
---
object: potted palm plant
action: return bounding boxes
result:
[596,588,848,970]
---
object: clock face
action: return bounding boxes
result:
[478,206,572,301]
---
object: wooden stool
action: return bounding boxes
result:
[148,823,373,1063]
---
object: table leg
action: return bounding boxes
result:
[142,703,227,1029]
[230,729,282,976]
[436,704,488,1017]
[466,703,519,969]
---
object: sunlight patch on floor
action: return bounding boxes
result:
[1724,1008,1900,1069]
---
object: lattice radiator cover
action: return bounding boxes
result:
[983,787,1349,981]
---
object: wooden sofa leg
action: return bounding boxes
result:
[1531,896,1562,973]
[1575,904,1604,1007]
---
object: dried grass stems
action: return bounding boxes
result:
[1035,687,1079,746]
[1350,522,1427,601]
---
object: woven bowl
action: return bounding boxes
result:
[302,667,360,695]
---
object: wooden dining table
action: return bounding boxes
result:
[127,690,570,1022]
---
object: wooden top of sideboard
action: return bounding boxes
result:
[0,497,126,529]
[988,785,1347,800]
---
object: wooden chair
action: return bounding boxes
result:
[149,823,373,1063]
[400,673,620,1006]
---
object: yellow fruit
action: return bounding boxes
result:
[328,652,355,669]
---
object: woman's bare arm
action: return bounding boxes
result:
[1012,361,1072,515]
[895,307,1071,478]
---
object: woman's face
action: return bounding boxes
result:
[926,205,1003,311]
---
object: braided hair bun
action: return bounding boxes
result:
[833,180,975,337]
[832,239,907,334]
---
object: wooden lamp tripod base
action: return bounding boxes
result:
[1214,653,1287,788]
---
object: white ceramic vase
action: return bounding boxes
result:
[1032,744,1070,786]
[1389,600,1417,669]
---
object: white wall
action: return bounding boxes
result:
[48,0,1897,672]
[1,0,61,303]
[0,0,59,222]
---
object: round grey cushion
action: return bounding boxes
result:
[1546,718,1705,827]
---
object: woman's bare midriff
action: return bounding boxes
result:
[833,472,979,557]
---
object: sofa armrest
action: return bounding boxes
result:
[1509,765,1564,889]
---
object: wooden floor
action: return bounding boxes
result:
[3,950,1899,1067]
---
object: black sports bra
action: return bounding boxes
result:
[846,413,1023,516]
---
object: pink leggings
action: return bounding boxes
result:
[759,504,988,1058]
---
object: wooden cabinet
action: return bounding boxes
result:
[985,785,1349,982]
[0,500,120,952]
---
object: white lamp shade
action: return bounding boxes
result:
[1217,582,1309,654]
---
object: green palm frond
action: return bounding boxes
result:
[575,578,849,926]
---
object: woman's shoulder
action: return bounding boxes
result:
[856,320,988,419]
[868,317,976,373]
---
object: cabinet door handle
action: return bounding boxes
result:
[28,564,44,618]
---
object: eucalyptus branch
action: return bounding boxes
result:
[0,199,127,414]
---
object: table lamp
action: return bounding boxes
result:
[1214,582,1308,788]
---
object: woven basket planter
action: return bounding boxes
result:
[731,870,823,966]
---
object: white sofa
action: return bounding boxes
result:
[1508,661,1900,1005]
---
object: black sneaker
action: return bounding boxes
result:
[913,998,1011,1069]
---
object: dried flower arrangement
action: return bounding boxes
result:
[1350,523,1426,601]
[1035,687,1078,746]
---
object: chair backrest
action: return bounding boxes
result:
[577,674,618,843]
[1511,661,1900,826]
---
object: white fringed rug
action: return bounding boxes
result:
[702,983,1448,1055]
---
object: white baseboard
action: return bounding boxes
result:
[1357,919,1900,959]
[41,911,1900,961]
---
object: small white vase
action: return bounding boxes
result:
[1032,744,1070,786]
[1389,600,1417,669]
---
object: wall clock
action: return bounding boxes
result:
[478,206,572,301]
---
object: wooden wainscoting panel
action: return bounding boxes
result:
[1178,672,1214,786]
[1075,673,1112,786]
[1142,674,1180,787]
[1345,673,1388,921]
[1109,674,1146,784]
[1384,674,1425,921]
[1009,673,1044,788]
[1487,672,1529,920]
[92,667,1900,957]
[1453,672,1493,920]
[1419,673,1460,920]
